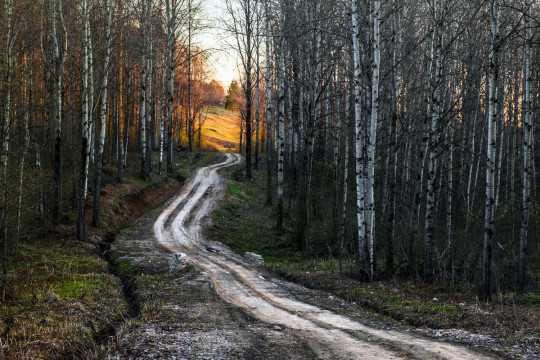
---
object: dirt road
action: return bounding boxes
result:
[154,153,494,360]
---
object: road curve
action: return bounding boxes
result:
[153,153,492,360]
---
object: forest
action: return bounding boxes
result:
[221,0,540,300]
[0,0,539,357]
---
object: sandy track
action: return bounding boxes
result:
[153,153,493,360]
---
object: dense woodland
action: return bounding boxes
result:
[0,0,225,291]
[1,0,539,303]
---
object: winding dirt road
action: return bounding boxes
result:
[153,153,493,359]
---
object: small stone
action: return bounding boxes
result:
[273,325,282,331]
[169,253,187,273]
[46,294,61,303]
[432,297,439,302]
[244,252,264,266]
[459,303,466,306]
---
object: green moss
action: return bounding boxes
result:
[428,304,460,315]
[56,274,115,299]
[227,183,248,200]
[120,226,134,236]
[515,293,540,306]
[117,259,143,277]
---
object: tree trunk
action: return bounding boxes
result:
[276,21,285,233]
[118,0,125,182]
[424,0,445,281]
[51,0,67,226]
[245,0,253,179]
[92,0,112,227]
[166,0,176,174]
[140,0,148,178]
[16,54,31,247]
[188,0,193,152]
[518,0,532,293]
[77,0,90,240]
[481,0,500,301]
[339,98,350,275]
[265,0,273,205]
[351,0,367,277]
[145,4,153,176]
[365,0,380,280]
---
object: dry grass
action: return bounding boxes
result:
[199,106,241,151]
[0,241,125,359]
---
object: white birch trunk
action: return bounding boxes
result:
[92,0,112,226]
[265,0,273,205]
[166,0,176,174]
[351,0,367,275]
[51,0,67,225]
[276,21,285,232]
[424,0,444,280]
[365,0,380,279]
[84,13,94,199]
[482,0,500,301]
[255,4,261,170]
[1,0,14,287]
[159,66,166,174]
[518,0,532,292]
[77,0,90,239]
[140,0,148,178]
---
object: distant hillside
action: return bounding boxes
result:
[199,106,241,151]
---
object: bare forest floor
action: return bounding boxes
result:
[207,159,540,360]
[0,151,222,359]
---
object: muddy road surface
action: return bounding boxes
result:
[153,153,495,360]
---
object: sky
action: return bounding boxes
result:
[195,0,239,90]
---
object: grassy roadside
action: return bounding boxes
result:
[0,151,222,360]
[208,161,540,358]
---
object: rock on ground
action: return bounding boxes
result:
[244,252,264,266]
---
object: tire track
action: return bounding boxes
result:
[154,153,493,360]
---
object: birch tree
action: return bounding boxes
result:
[77,0,90,240]
[276,1,285,232]
[118,0,125,182]
[1,0,14,295]
[92,0,113,227]
[481,0,500,301]
[365,0,380,279]
[424,0,445,281]
[265,0,272,205]
[166,0,178,174]
[16,53,31,247]
[49,0,68,226]
[351,0,367,277]
[517,0,532,293]
[140,0,149,178]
